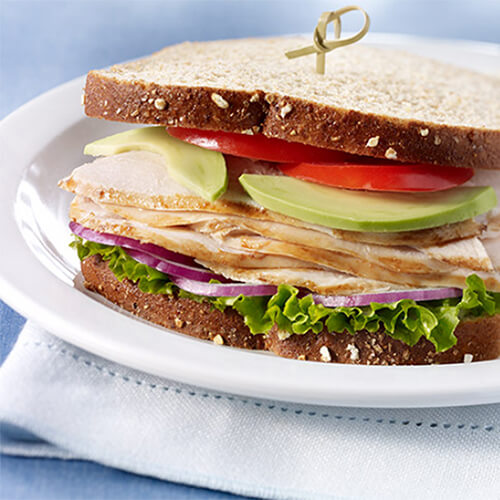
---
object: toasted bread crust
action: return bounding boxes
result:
[84,72,500,170]
[81,255,500,365]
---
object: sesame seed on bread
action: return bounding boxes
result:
[84,37,500,169]
[82,255,500,365]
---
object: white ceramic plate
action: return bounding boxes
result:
[1,34,499,408]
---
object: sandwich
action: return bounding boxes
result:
[59,37,500,365]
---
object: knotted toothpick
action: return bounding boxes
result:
[286,6,370,74]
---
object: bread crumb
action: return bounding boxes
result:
[319,345,331,362]
[331,136,341,142]
[419,128,429,137]
[174,317,184,329]
[211,93,229,109]
[463,353,473,363]
[213,334,224,345]
[346,344,359,361]
[250,93,260,103]
[289,130,297,136]
[130,109,139,117]
[385,147,398,159]
[103,100,108,107]
[148,98,154,104]
[80,93,85,106]
[366,136,379,147]
[277,329,292,340]
[279,103,293,118]
[434,135,442,145]
[241,128,254,135]
[115,108,122,115]
[297,354,306,361]
[154,98,167,110]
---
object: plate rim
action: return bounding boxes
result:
[1,34,499,408]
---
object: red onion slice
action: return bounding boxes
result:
[129,247,461,302]
[70,221,197,266]
[311,287,462,308]
[125,249,231,284]
[127,248,277,295]
[72,222,463,304]
[169,275,279,297]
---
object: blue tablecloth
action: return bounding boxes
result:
[1,1,499,498]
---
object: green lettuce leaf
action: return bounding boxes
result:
[73,238,500,352]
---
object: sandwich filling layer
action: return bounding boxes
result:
[61,150,500,293]
[60,135,500,356]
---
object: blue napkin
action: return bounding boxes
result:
[1,322,499,500]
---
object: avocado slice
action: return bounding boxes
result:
[239,174,497,232]
[84,127,227,202]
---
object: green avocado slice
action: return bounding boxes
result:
[239,174,497,232]
[84,127,227,202]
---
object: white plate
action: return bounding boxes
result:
[1,34,499,408]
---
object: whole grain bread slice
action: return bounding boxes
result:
[84,37,500,169]
[82,255,500,365]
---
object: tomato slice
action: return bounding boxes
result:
[168,127,474,192]
[167,127,354,163]
[278,162,474,192]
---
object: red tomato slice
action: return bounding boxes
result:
[168,127,474,192]
[278,162,475,192]
[167,127,354,163]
